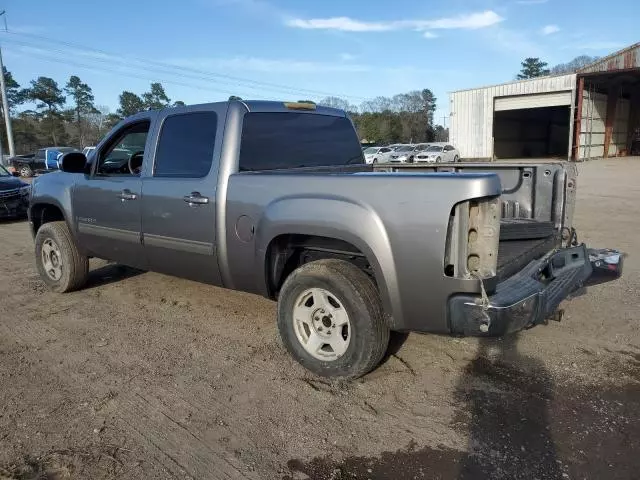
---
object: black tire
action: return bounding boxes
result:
[372,158,378,164]
[436,157,442,163]
[453,155,459,162]
[277,259,390,379]
[19,165,33,177]
[35,221,89,293]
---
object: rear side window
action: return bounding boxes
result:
[154,112,217,177]
[239,112,363,171]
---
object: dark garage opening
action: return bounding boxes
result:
[493,106,570,159]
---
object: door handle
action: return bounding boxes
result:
[183,192,209,205]
[118,189,137,201]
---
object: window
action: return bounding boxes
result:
[154,112,218,178]
[380,148,391,153]
[35,149,45,160]
[97,121,150,176]
[239,112,363,171]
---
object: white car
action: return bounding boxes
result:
[388,145,414,163]
[414,143,460,163]
[363,146,393,164]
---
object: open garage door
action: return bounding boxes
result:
[495,91,573,111]
[493,105,571,159]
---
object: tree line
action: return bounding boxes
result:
[1,65,446,154]
[319,89,447,145]
[516,55,600,79]
[7,53,596,154]
[1,69,183,154]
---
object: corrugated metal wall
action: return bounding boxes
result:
[450,74,577,159]
[579,91,607,159]
[577,43,640,74]
[579,91,632,159]
[612,97,631,156]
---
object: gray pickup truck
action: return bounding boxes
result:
[28,100,622,378]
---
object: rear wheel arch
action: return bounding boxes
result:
[263,234,394,321]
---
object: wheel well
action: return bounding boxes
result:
[265,234,374,299]
[31,203,65,235]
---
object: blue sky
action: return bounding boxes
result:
[2,0,636,125]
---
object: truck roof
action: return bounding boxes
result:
[155,100,348,117]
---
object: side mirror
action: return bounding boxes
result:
[60,152,88,173]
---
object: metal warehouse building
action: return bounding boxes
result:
[449,43,640,161]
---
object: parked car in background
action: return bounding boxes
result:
[415,143,460,163]
[363,146,393,164]
[10,147,78,177]
[389,144,423,163]
[0,164,30,219]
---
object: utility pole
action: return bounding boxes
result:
[440,115,449,142]
[0,11,15,159]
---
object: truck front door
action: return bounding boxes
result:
[141,105,225,284]
[72,116,155,269]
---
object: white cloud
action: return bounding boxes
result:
[286,10,504,33]
[541,24,560,35]
[516,0,549,4]
[286,17,392,32]
[422,11,504,30]
[339,53,356,61]
[423,32,438,39]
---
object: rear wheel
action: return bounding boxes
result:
[35,221,89,293]
[19,165,33,177]
[277,259,390,379]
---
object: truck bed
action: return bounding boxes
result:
[374,162,577,279]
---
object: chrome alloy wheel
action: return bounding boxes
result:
[41,238,63,281]
[292,287,351,361]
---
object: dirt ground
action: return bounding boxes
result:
[1,158,638,480]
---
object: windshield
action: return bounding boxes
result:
[396,146,413,152]
[426,146,444,152]
[0,165,10,176]
[363,147,378,154]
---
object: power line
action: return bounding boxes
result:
[1,30,368,101]
[13,49,284,101]
[3,38,308,99]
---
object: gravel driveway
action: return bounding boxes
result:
[1,158,638,480]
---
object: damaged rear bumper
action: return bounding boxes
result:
[448,245,623,336]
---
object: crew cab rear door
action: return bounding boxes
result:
[141,104,226,284]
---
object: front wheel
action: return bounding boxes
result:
[436,157,442,163]
[372,158,378,164]
[453,155,459,162]
[277,259,390,379]
[35,221,89,293]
